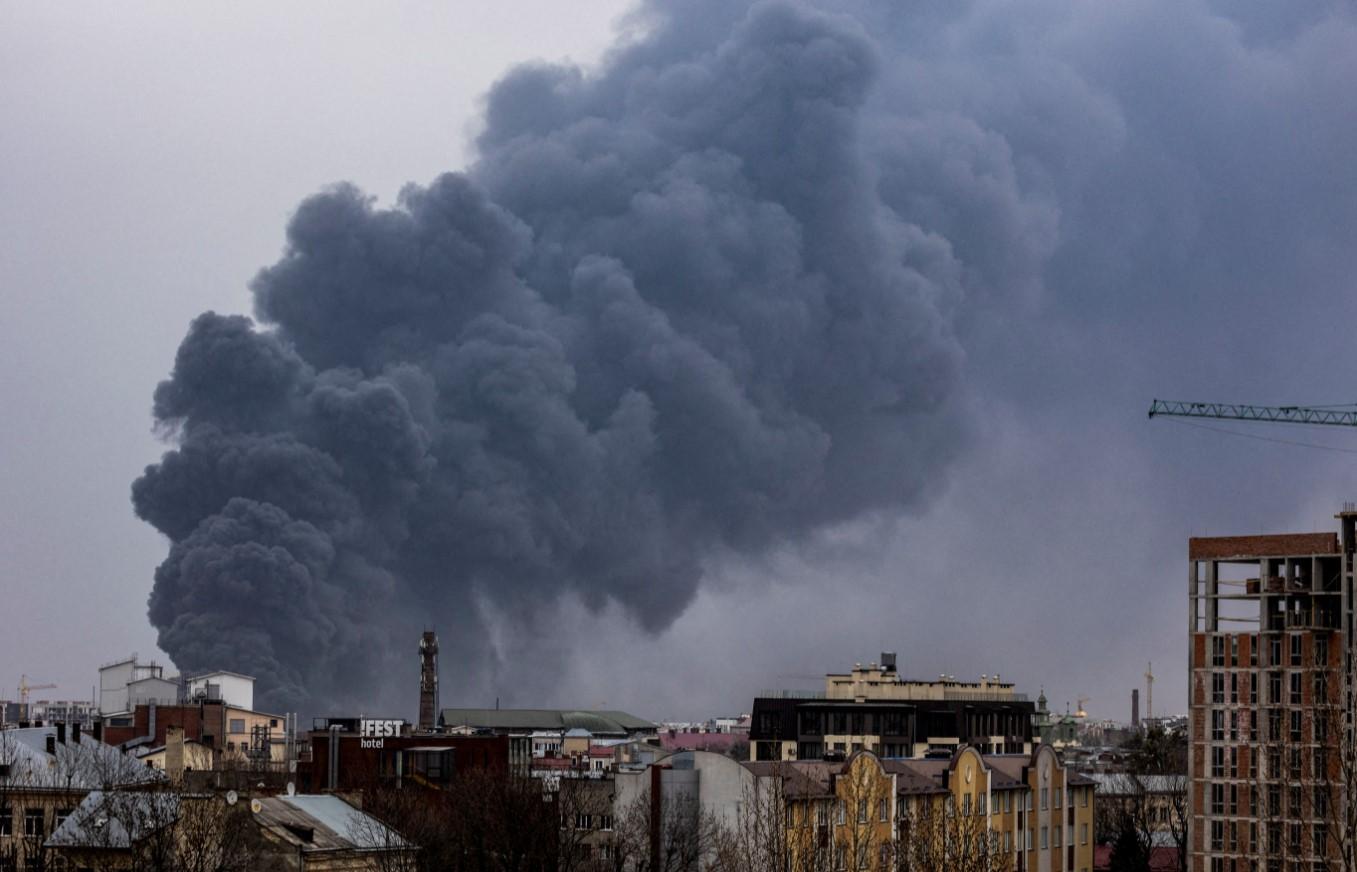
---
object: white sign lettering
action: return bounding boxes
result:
[360,719,404,739]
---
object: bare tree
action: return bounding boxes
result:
[898,794,1011,872]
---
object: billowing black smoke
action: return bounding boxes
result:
[134,1,973,713]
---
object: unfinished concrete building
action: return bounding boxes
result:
[1188,511,1355,872]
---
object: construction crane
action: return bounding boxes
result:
[1148,399,1357,427]
[18,675,56,705]
[1075,695,1090,719]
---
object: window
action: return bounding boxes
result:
[24,809,43,838]
[0,806,10,836]
[977,793,987,816]
[1315,670,1329,702]
[1269,671,1283,703]
[599,814,613,831]
[1231,673,1239,703]
[1212,673,1225,703]
[1290,710,1302,742]
[1270,636,1282,665]
[1316,635,1329,665]
[1080,788,1088,808]
[1026,829,1032,851]
[574,813,592,830]
[1251,672,1258,702]
[836,800,846,825]
[1080,823,1088,845]
[858,799,868,824]
[1231,635,1240,666]
[1212,747,1225,777]
[1212,710,1225,741]
[1212,784,1225,815]
[878,799,887,822]
[1290,748,1302,780]
[1054,788,1062,809]
[1213,636,1226,666]
[1291,634,1302,666]
[1040,787,1048,810]
[1211,821,1224,852]
[1053,825,1062,848]
[1290,672,1302,705]
[229,718,246,734]
[1003,831,1011,852]
[1041,826,1048,850]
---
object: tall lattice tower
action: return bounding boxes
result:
[418,630,439,732]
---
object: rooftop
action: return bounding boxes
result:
[1189,533,1339,560]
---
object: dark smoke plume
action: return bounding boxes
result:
[135,1,972,713]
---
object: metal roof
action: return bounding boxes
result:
[256,794,411,852]
[45,790,180,850]
[1,728,163,791]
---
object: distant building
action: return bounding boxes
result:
[98,655,173,716]
[439,707,657,739]
[749,655,1035,761]
[184,671,255,710]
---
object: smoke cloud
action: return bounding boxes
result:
[134,1,974,713]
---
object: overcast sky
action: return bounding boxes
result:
[3,0,1356,724]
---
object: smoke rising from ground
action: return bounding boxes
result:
[134,2,975,712]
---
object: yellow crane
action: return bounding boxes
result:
[18,675,57,706]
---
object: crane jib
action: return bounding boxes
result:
[1148,399,1357,427]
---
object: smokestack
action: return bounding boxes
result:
[93,719,103,743]
[56,722,66,745]
[72,723,81,744]
[1131,688,1140,728]
[45,735,56,755]
[419,630,439,732]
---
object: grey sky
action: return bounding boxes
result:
[4,0,1356,723]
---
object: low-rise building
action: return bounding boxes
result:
[0,724,162,870]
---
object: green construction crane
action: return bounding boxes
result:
[1148,400,1357,428]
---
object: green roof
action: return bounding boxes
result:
[439,708,656,735]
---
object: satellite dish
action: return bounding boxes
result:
[225,790,238,806]
[250,799,262,814]
[286,781,296,796]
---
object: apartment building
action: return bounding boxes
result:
[1187,511,1355,872]
[755,744,1096,872]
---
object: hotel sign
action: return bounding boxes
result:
[359,719,404,748]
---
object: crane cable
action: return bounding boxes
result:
[1164,417,1357,455]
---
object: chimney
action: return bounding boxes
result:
[56,722,66,745]
[45,735,56,755]
[1131,689,1140,727]
[93,720,103,743]
[166,726,186,782]
[72,723,81,744]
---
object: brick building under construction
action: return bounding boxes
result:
[1188,508,1357,872]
